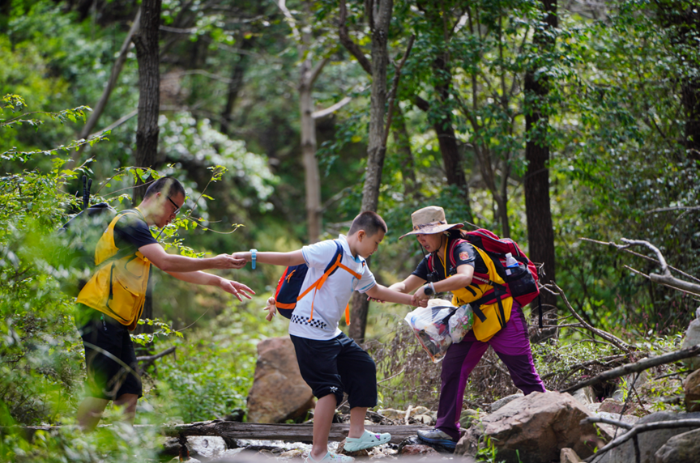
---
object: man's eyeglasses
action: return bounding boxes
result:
[166,196,181,215]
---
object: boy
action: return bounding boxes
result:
[234,211,426,463]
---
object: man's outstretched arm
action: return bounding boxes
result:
[140,243,245,272]
[166,271,255,301]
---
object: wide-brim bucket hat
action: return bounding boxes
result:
[399,206,464,239]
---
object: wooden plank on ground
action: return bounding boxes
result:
[167,421,429,444]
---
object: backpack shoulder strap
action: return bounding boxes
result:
[447,237,467,269]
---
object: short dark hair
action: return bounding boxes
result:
[144,177,186,200]
[348,211,388,237]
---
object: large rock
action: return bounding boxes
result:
[247,337,314,423]
[597,411,700,463]
[655,428,700,463]
[490,393,524,413]
[455,391,607,463]
[681,307,700,371]
[683,369,700,412]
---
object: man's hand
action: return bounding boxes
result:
[263,297,277,321]
[218,279,255,301]
[212,254,247,269]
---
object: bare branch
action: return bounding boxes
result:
[580,237,700,284]
[581,416,634,430]
[619,238,670,275]
[312,96,353,119]
[308,56,330,87]
[87,109,138,139]
[136,346,176,363]
[77,8,141,143]
[339,0,373,75]
[584,419,700,462]
[543,282,632,353]
[561,343,700,394]
[277,0,302,44]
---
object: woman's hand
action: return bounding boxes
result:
[412,285,429,305]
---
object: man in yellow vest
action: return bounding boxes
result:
[75,177,253,431]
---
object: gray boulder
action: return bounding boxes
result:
[455,391,608,463]
[655,428,700,463]
[490,393,524,413]
[596,411,700,463]
[681,307,700,371]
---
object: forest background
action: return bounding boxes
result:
[1,0,699,461]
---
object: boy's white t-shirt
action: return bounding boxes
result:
[289,234,376,340]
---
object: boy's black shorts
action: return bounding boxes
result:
[76,306,142,400]
[290,332,377,408]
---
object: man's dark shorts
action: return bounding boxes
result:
[290,332,377,408]
[76,306,142,400]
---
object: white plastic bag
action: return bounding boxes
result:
[448,304,474,344]
[404,300,453,362]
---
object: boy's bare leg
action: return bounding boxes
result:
[76,397,109,431]
[348,407,368,438]
[310,394,337,460]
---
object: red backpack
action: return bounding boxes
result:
[428,229,543,327]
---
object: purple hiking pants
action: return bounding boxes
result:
[435,302,546,441]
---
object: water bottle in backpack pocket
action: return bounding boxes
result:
[503,252,538,301]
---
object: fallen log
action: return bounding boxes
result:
[166,420,429,444]
[561,344,700,393]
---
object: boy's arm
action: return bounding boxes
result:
[232,250,305,267]
[166,271,255,301]
[365,284,427,307]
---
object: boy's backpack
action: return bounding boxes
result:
[275,240,363,325]
[56,176,117,295]
[427,228,543,327]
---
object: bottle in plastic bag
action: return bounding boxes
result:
[448,304,474,344]
[404,301,458,363]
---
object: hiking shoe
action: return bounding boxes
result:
[305,451,354,463]
[416,428,457,448]
[343,430,392,452]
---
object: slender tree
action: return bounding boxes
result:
[524,0,558,337]
[131,0,162,330]
[132,0,162,203]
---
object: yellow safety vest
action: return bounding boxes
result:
[76,209,151,330]
[439,244,513,342]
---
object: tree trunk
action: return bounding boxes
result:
[220,52,248,136]
[348,0,393,343]
[524,0,557,339]
[300,59,322,244]
[131,0,161,332]
[392,106,419,199]
[132,0,162,204]
[432,57,470,208]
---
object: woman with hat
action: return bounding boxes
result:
[390,206,546,448]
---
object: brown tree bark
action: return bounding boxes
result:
[220,52,248,136]
[131,0,162,332]
[346,0,393,343]
[132,0,162,204]
[524,0,557,338]
[278,0,328,244]
[392,106,419,199]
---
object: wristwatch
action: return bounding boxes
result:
[424,283,435,296]
[250,249,257,269]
